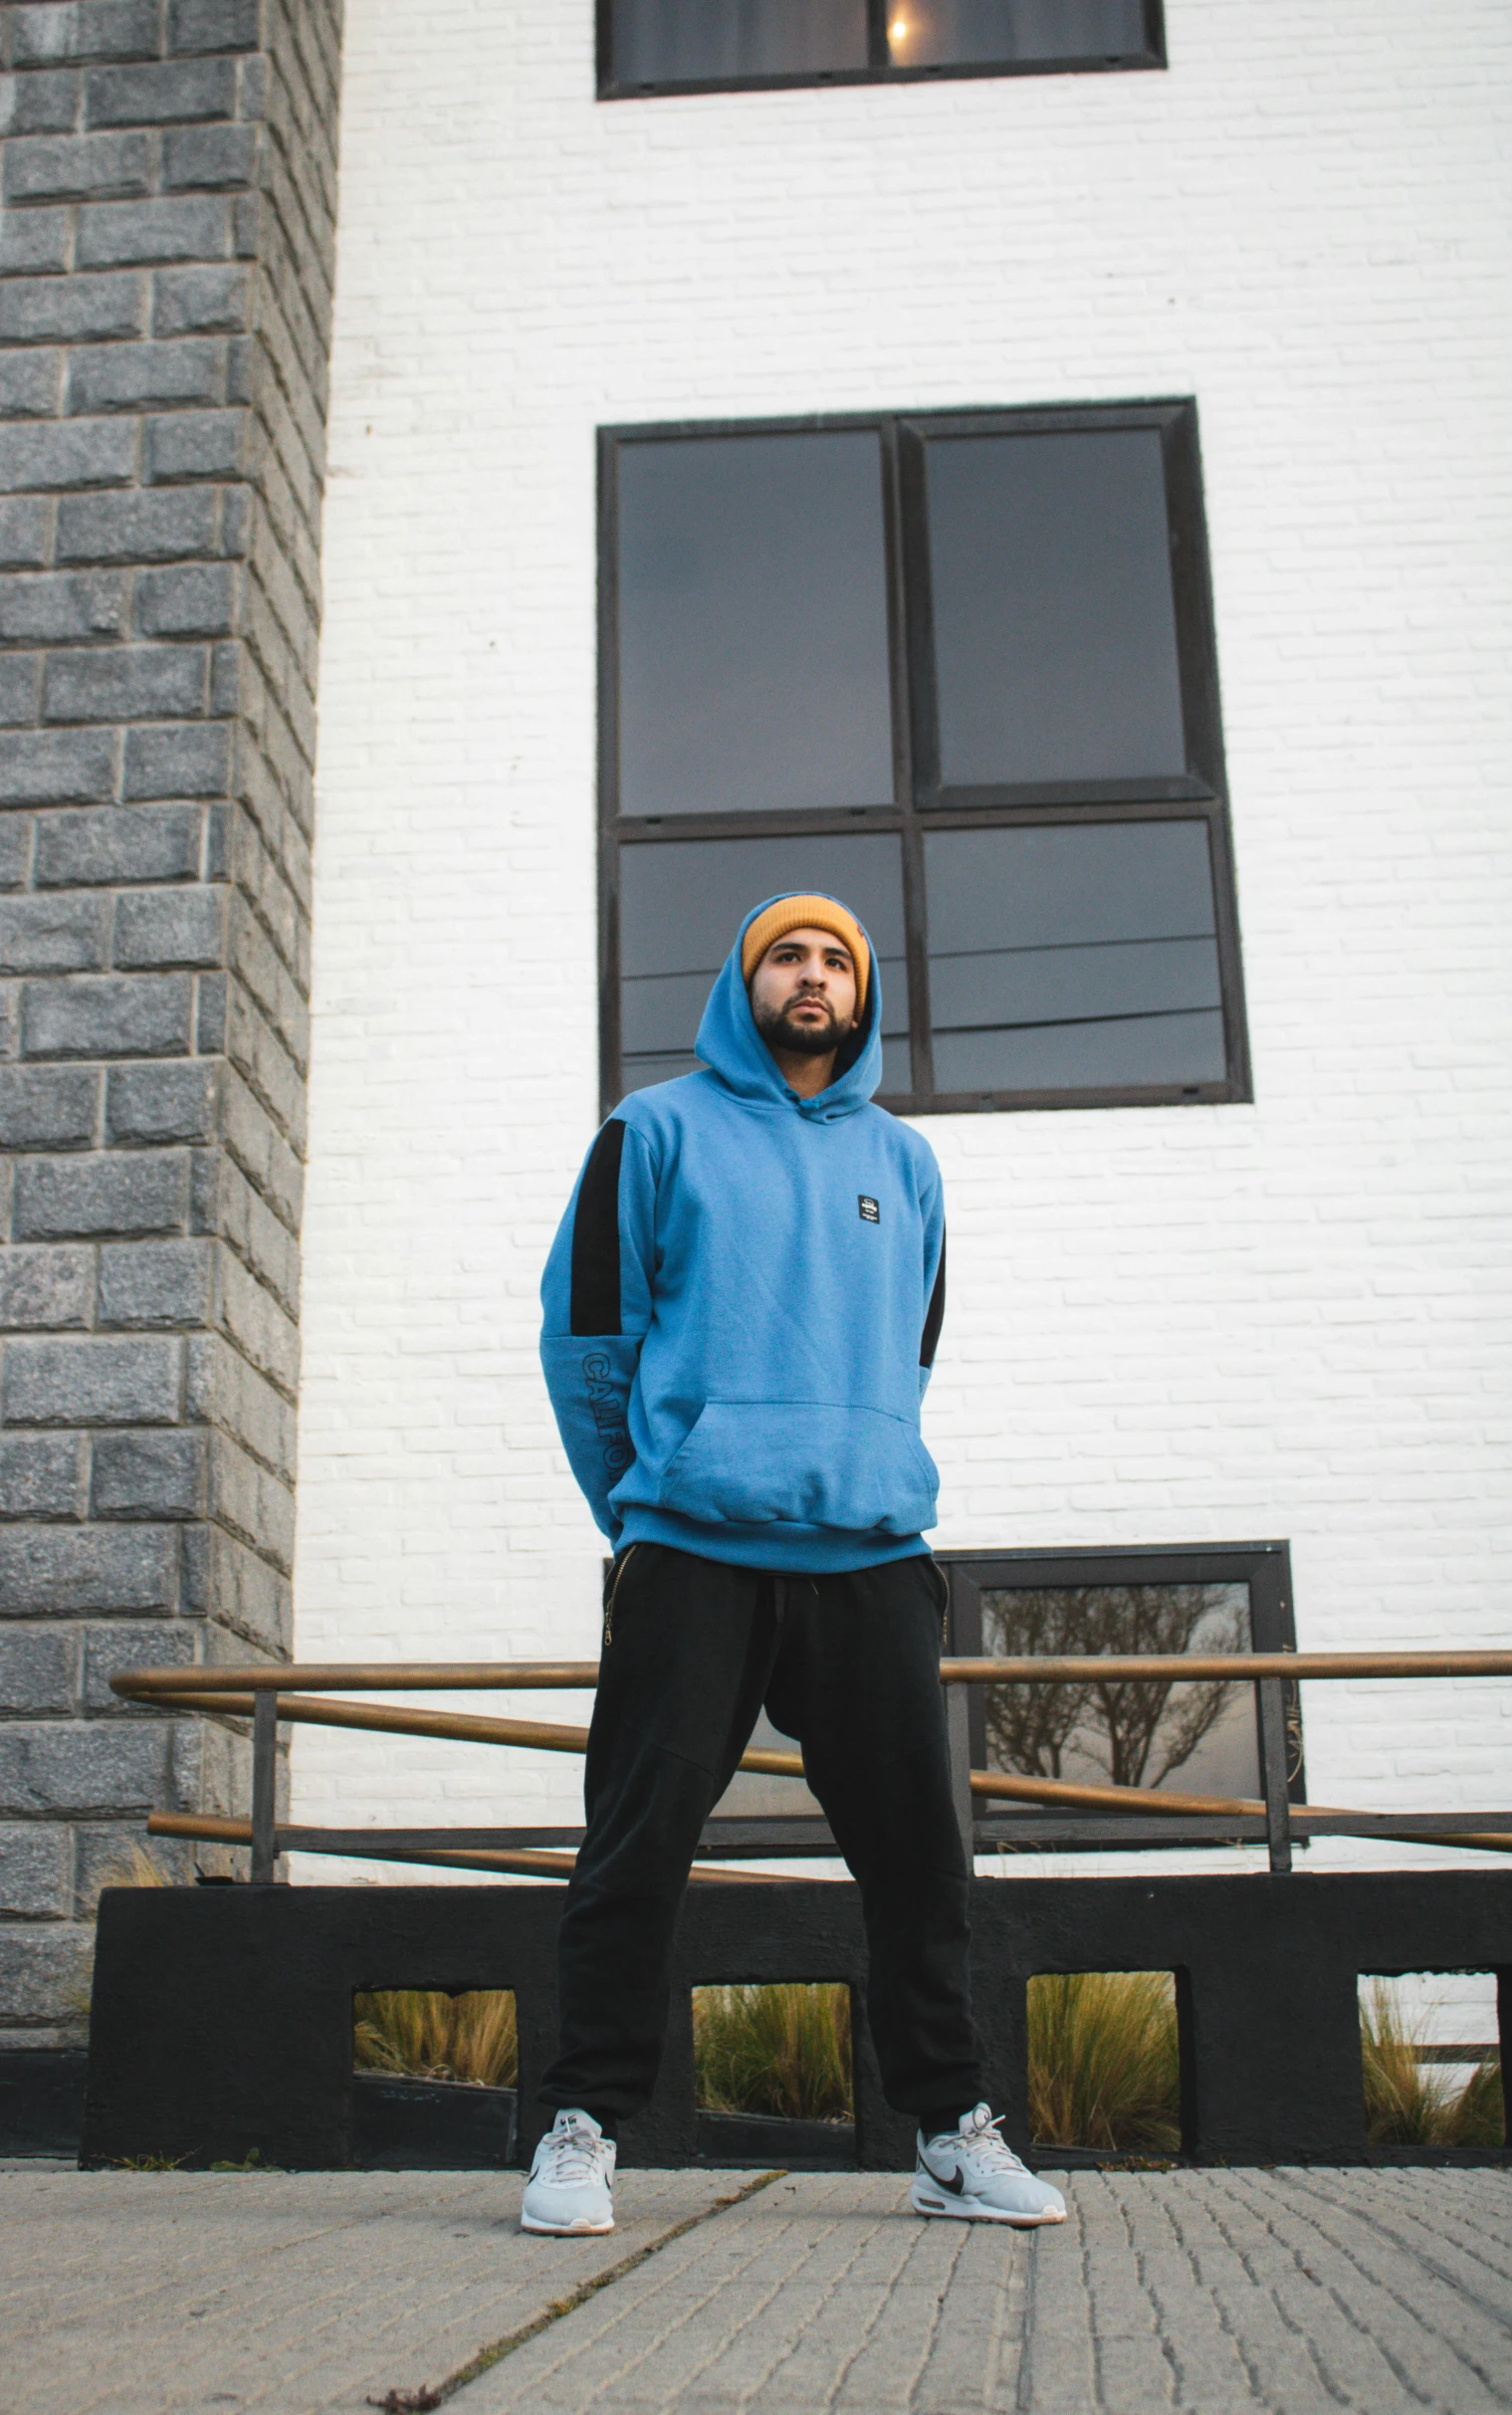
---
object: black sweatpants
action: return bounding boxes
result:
[539,1541,983,2127]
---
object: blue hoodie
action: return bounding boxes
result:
[540,897,946,1573]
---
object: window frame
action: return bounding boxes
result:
[595,0,1167,102]
[940,1539,1306,1853]
[597,399,1252,1120]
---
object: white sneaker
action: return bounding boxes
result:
[521,2108,617,2235]
[911,2102,1067,2227]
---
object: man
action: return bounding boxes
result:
[526,893,1065,2237]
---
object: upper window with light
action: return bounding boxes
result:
[597,1,1166,100]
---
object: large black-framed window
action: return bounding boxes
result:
[686,1540,1304,1861]
[598,401,1250,1118]
[941,1541,1306,1852]
[598,0,1166,101]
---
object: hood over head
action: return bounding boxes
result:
[693,893,883,1123]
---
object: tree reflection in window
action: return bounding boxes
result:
[979,1582,1255,1797]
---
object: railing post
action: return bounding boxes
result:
[945,1680,974,1869]
[250,1687,278,1884]
[1256,1678,1292,1875]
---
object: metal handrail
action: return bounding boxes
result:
[112,1651,1512,1885]
[142,1808,787,1885]
[114,1650,1512,1693]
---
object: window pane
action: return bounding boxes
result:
[616,432,894,817]
[712,1708,825,1817]
[619,833,908,1093]
[924,427,1186,787]
[889,0,1150,69]
[924,820,1224,1091]
[979,1582,1259,1800]
[612,0,869,87]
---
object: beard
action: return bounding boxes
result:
[753,992,850,1057]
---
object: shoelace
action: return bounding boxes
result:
[956,2110,1029,2175]
[540,2119,603,2186]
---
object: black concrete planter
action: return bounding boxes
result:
[81,1873,1512,2172]
[697,2110,857,2168]
[0,2049,89,2158]
[349,2072,517,2170]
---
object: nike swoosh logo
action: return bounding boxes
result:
[938,2165,967,2194]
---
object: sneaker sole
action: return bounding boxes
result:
[520,2211,615,2235]
[910,2178,1066,2227]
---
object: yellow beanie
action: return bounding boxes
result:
[740,895,870,1010]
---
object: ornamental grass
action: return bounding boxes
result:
[352,1989,519,2089]
[1027,1970,1183,2154]
[348,1972,1505,2148]
[693,1982,854,2121]
[1359,1981,1504,2148]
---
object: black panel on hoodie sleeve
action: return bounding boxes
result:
[921,1225,947,1369]
[569,1118,626,1336]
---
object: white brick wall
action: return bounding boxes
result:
[292,0,1512,1882]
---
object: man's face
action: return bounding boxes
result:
[750,927,859,1058]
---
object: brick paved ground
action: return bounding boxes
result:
[3,2162,1510,2414]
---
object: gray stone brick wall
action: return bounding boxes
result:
[0,0,341,2040]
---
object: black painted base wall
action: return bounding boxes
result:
[81,1873,1512,2172]
[350,2072,516,2171]
[0,2049,89,2157]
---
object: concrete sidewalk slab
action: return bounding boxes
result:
[3,2163,1509,2414]
[465,2167,1512,2415]
[0,2163,764,2415]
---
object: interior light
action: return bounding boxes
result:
[891,16,909,41]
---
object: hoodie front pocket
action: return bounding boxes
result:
[658,1400,938,1536]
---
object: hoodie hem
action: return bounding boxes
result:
[614,1505,931,1575]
